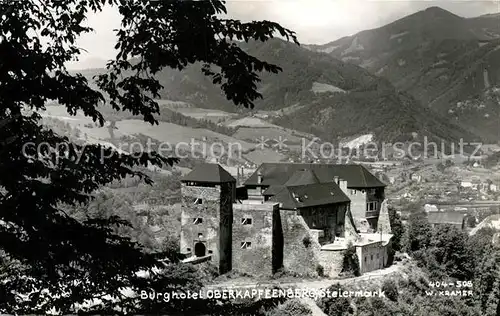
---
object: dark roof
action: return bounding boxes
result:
[427,212,466,225]
[284,169,320,186]
[181,163,236,183]
[244,163,385,188]
[262,185,285,196]
[269,182,350,209]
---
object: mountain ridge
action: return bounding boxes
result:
[75,31,482,144]
[306,6,500,142]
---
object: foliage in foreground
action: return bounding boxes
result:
[265,299,312,316]
[341,243,361,277]
[316,205,500,316]
[0,0,298,313]
[345,206,500,316]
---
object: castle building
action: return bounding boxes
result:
[246,163,386,232]
[180,164,236,274]
[180,163,393,277]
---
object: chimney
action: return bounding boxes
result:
[338,178,348,193]
[257,171,263,184]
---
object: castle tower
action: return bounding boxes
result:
[180,163,236,273]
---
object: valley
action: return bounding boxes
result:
[44,6,500,244]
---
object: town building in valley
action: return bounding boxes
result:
[427,211,467,230]
[179,163,393,277]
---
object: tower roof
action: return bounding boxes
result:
[181,163,236,184]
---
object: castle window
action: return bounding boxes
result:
[377,253,379,259]
[187,248,191,252]
[350,189,356,195]
[193,198,203,205]
[371,254,373,261]
[193,217,203,225]
[367,201,377,211]
[241,241,252,249]
[364,256,367,262]
[241,217,253,225]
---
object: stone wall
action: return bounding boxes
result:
[383,240,392,267]
[273,205,284,273]
[344,209,360,243]
[280,210,322,277]
[376,199,392,234]
[336,204,348,237]
[219,182,235,273]
[231,202,279,277]
[318,249,344,277]
[298,203,348,243]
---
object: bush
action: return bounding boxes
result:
[388,206,405,251]
[265,299,312,316]
[316,264,324,277]
[318,284,353,316]
[381,279,399,302]
[197,262,219,283]
[341,243,361,277]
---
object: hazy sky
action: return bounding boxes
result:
[67,0,500,69]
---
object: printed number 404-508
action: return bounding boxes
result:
[428,281,473,288]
